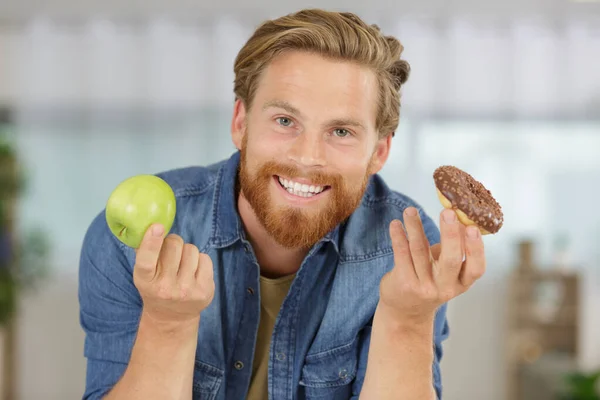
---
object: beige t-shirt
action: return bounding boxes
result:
[246,273,295,400]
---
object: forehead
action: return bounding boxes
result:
[253,51,379,126]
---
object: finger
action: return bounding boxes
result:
[195,252,214,283]
[437,209,464,287]
[177,243,200,284]
[196,253,215,309]
[157,234,184,282]
[133,224,165,281]
[403,207,434,283]
[196,253,215,306]
[389,219,417,283]
[459,226,486,288]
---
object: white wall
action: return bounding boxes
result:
[0,15,600,115]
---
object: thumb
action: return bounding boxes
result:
[134,224,165,281]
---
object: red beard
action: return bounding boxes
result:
[238,144,370,249]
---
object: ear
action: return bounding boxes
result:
[231,99,247,150]
[368,134,392,175]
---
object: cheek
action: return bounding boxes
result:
[249,129,289,155]
[329,146,373,174]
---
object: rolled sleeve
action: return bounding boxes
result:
[78,211,141,399]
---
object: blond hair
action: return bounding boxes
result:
[233,9,410,138]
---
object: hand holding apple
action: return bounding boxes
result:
[105,175,176,248]
[133,226,215,325]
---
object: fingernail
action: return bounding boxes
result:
[443,209,457,224]
[152,224,164,237]
[405,207,417,217]
[467,226,480,239]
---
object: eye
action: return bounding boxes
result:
[276,117,293,127]
[333,128,350,138]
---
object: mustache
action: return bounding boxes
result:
[260,161,337,186]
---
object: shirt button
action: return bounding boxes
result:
[276,352,286,361]
[247,287,255,295]
[339,368,348,379]
[234,361,244,370]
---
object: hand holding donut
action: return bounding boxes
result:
[378,166,503,327]
[433,166,503,235]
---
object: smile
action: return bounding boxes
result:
[275,176,330,198]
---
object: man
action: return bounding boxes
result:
[79,9,486,400]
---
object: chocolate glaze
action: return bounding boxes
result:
[433,166,503,234]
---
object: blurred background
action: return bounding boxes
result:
[0,0,599,399]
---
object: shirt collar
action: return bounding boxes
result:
[208,151,244,248]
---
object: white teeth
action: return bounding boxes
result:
[286,187,311,197]
[278,176,326,197]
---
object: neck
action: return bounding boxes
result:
[237,193,307,279]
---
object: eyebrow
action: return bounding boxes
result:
[327,118,366,130]
[262,100,366,131]
[263,100,303,118]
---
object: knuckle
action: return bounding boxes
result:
[421,285,438,301]
[199,287,215,305]
[395,245,412,259]
[398,281,414,294]
[409,241,428,254]
[156,283,174,300]
[135,260,155,272]
[441,253,463,267]
[164,234,184,248]
[183,243,199,255]
[179,283,191,300]
[199,252,213,266]
[467,266,485,282]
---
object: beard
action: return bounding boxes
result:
[238,138,371,249]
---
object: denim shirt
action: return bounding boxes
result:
[79,151,449,400]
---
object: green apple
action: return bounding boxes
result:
[105,174,176,249]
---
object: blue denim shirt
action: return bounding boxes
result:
[79,151,449,400]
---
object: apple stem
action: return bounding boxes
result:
[119,227,126,237]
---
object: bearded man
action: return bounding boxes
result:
[79,9,487,400]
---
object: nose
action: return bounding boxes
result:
[287,132,326,168]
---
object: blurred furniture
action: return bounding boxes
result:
[506,240,581,400]
[519,353,578,400]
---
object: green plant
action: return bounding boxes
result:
[558,370,600,400]
[0,135,50,327]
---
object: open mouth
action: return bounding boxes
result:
[275,175,331,198]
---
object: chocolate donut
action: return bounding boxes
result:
[433,166,503,235]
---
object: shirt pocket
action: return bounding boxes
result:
[192,360,224,400]
[298,338,359,399]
